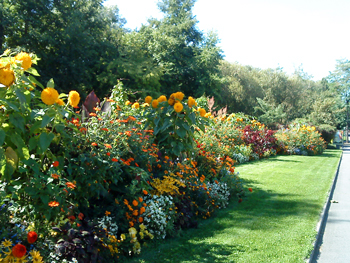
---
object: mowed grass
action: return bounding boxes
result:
[126,149,342,263]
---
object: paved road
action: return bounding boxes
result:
[313,146,350,263]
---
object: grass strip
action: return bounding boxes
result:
[127,149,342,263]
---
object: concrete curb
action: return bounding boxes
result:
[307,150,343,263]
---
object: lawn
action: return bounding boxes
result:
[126,149,342,263]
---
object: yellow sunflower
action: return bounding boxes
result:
[41,87,59,105]
[68,90,80,107]
[15,52,32,70]
[0,68,15,87]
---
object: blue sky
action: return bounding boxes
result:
[104,0,350,81]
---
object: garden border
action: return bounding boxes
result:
[307,150,343,263]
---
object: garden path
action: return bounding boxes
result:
[312,144,350,263]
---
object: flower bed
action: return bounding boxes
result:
[0,50,326,262]
[274,124,326,155]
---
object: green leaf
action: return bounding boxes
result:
[182,123,190,131]
[40,194,49,206]
[0,128,5,146]
[26,67,40,76]
[41,115,54,128]
[27,75,44,89]
[0,148,6,179]
[9,113,25,133]
[15,89,27,105]
[154,117,160,127]
[30,121,41,134]
[11,135,30,159]
[161,118,172,132]
[175,127,186,138]
[0,99,19,111]
[39,132,55,152]
[189,112,196,124]
[47,78,55,88]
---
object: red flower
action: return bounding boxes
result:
[66,182,76,189]
[91,142,98,147]
[238,198,243,203]
[52,161,59,167]
[78,212,84,220]
[106,152,111,156]
[12,244,26,258]
[111,158,118,162]
[27,231,38,244]
[48,201,59,207]
[248,188,253,192]
[104,144,112,149]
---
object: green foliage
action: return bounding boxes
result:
[142,92,208,160]
[275,123,326,155]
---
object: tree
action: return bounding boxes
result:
[327,59,350,136]
[140,0,223,98]
[2,0,126,98]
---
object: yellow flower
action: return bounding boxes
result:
[152,99,159,108]
[174,92,185,101]
[145,96,152,104]
[128,227,137,237]
[0,68,15,87]
[120,234,126,241]
[141,103,149,107]
[187,96,196,108]
[168,94,176,106]
[198,108,206,117]
[125,100,131,105]
[1,239,12,247]
[29,250,43,262]
[157,95,167,103]
[41,87,59,105]
[174,102,183,113]
[0,60,10,69]
[204,112,211,117]
[56,98,65,106]
[68,90,80,107]
[132,102,140,109]
[15,52,32,70]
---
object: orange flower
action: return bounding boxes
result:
[48,201,59,207]
[129,221,134,227]
[143,190,148,195]
[248,188,253,192]
[111,158,118,162]
[51,173,59,179]
[68,215,76,222]
[138,217,143,223]
[104,144,112,149]
[123,199,129,205]
[101,128,109,131]
[78,213,84,220]
[132,200,138,206]
[138,197,143,202]
[12,244,26,258]
[66,182,76,189]
[133,210,138,216]
[52,161,59,167]
[105,211,111,216]
[27,231,38,244]
[89,113,97,117]
[91,142,97,146]
[140,207,146,214]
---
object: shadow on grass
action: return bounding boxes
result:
[126,178,323,263]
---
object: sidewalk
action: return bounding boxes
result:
[311,145,350,263]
